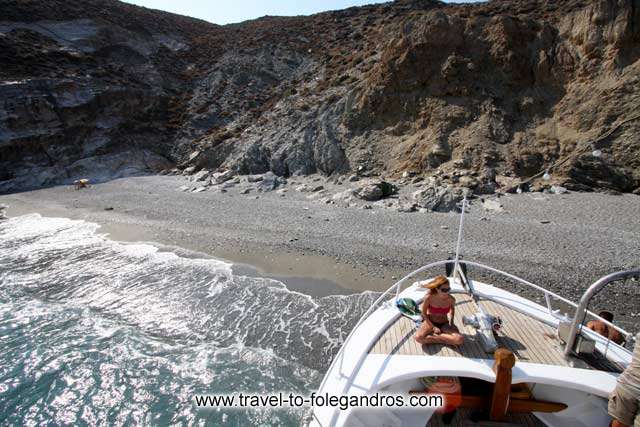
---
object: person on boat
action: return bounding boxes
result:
[587,310,625,345]
[414,275,464,346]
[608,333,640,427]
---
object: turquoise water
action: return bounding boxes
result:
[0,215,376,426]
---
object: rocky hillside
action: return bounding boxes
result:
[1,0,639,195]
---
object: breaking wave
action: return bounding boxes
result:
[0,214,378,425]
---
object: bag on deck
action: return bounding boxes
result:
[396,297,421,317]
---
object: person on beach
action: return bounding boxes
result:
[414,275,464,346]
[609,333,640,426]
[587,310,625,345]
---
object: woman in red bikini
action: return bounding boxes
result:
[414,275,464,346]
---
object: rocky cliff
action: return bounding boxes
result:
[1,0,639,194]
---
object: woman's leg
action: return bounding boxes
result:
[414,319,435,344]
[421,324,464,346]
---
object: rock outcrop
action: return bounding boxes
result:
[1,0,639,194]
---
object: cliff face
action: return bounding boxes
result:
[0,0,211,189]
[342,0,640,192]
[1,0,639,194]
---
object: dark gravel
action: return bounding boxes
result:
[1,175,639,332]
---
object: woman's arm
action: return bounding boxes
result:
[421,295,431,319]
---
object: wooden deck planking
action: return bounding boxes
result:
[397,315,415,354]
[427,408,547,426]
[454,297,487,359]
[387,297,484,358]
[369,292,622,373]
[371,293,510,360]
[481,299,568,367]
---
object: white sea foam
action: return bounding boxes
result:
[0,214,378,426]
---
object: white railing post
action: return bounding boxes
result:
[453,198,468,276]
[544,292,552,315]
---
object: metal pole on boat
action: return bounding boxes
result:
[564,269,640,358]
[453,197,468,282]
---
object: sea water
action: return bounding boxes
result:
[0,214,377,426]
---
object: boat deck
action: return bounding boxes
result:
[369,293,623,373]
[427,408,546,427]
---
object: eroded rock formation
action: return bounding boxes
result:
[1,0,639,193]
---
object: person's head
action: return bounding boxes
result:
[426,275,451,295]
[598,310,614,322]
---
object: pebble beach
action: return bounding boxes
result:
[1,174,639,331]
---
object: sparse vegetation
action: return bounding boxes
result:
[1,0,639,194]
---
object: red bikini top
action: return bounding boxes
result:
[428,304,451,315]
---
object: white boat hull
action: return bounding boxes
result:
[310,275,631,427]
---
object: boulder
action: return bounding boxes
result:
[355,183,384,201]
[550,185,568,194]
[568,157,634,193]
[247,174,264,183]
[188,150,202,162]
[397,201,418,213]
[563,182,593,192]
[413,184,467,212]
[192,169,210,182]
[378,181,398,197]
[211,170,235,184]
[354,180,398,201]
[182,166,196,175]
[476,181,497,194]
[256,171,283,192]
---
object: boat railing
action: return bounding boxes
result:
[446,261,635,346]
[318,260,636,399]
[564,269,640,357]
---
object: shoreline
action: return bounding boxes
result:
[1,174,639,329]
[1,193,391,296]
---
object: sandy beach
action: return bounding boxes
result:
[1,174,639,329]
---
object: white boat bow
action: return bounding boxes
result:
[309,260,638,427]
